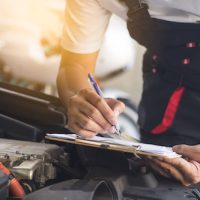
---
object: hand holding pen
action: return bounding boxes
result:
[67,73,125,138]
[88,73,122,136]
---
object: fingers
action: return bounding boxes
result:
[67,88,122,137]
[158,157,190,172]
[77,112,110,133]
[173,145,200,162]
[147,159,172,178]
[82,89,117,125]
[156,157,195,179]
[151,158,186,185]
[68,121,96,138]
[150,157,200,186]
[79,100,115,133]
[105,98,125,116]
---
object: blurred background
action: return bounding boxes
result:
[0,0,145,104]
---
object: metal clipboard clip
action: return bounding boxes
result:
[133,145,142,159]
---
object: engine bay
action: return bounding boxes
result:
[1,82,200,200]
[0,139,68,192]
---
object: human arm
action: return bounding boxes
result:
[57,50,125,138]
[57,0,125,137]
[148,145,200,186]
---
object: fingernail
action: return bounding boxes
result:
[109,127,116,134]
[114,110,120,117]
[111,118,117,125]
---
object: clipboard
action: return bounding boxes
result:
[45,134,180,158]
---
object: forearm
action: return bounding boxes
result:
[57,50,98,110]
[57,50,125,137]
[57,65,90,110]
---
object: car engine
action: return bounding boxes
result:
[0,139,69,193]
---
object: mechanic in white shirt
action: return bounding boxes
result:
[57,0,200,186]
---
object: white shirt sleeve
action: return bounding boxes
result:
[61,0,112,54]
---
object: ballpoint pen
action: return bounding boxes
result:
[88,73,121,136]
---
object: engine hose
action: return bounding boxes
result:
[0,162,25,198]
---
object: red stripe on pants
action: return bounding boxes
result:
[151,86,185,135]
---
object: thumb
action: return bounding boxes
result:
[173,145,200,162]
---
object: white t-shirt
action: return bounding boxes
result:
[62,0,200,54]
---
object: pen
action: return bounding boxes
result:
[88,73,121,136]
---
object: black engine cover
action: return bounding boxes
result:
[0,171,8,200]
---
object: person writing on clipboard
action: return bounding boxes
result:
[57,0,200,186]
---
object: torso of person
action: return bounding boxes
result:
[62,0,200,53]
[62,0,200,144]
[98,0,200,23]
